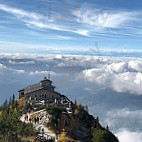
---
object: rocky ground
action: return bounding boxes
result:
[20,109,57,141]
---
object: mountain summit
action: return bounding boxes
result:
[0,78,119,142]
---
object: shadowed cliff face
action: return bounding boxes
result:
[45,105,118,142]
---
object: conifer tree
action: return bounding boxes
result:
[3,99,8,110]
[96,117,100,128]
[85,104,89,112]
[106,125,109,131]
[12,94,15,105]
[9,96,12,106]
[75,99,77,105]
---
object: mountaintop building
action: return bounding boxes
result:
[18,76,72,109]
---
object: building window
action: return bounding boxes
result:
[21,92,24,96]
[40,95,41,98]
[45,94,47,98]
[42,95,44,98]
[35,95,37,97]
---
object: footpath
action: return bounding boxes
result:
[20,109,57,141]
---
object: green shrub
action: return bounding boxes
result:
[92,128,119,142]
[0,104,38,139]
[46,105,66,119]
[35,105,47,111]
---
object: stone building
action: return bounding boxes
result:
[18,77,61,104]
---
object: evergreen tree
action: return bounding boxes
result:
[3,99,8,110]
[75,99,77,105]
[96,117,100,128]
[12,94,15,105]
[14,100,18,109]
[92,129,119,142]
[85,104,89,112]
[9,96,12,106]
[106,125,109,131]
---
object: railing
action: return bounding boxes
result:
[35,134,56,142]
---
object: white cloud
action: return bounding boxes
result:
[1,53,142,95]
[0,63,7,76]
[0,2,142,39]
[73,8,139,28]
[29,70,56,76]
[25,20,90,36]
[107,62,128,73]
[82,68,142,95]
[0,3,142,39]
[0,63,26,75]
[115,129,142,142]
[9,60,35,65]
[14,69,25,74]
[79,58,142,95]
[106,108,142,120]
[0,4,43,20]
[128,60,142,72]
[74,29,90,36]
[102,108,142,134]
[103,12,137,28]
[0,4,90,36]
[0,63,6,70]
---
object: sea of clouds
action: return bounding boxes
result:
[0,53,142,142]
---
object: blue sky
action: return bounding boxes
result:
[0,0,142,54]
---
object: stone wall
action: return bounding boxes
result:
[25,89,60,102]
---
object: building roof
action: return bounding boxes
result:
[40,76,52,83]
[24,83,43,94]
[19,77,54,94]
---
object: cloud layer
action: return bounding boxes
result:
[1,54,142,95]
[0,54,141,142]
[81,58,142,95]
[116,129,142,142]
